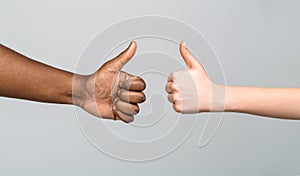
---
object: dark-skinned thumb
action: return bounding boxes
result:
[106,41,137,71]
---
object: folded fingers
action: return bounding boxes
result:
[114,73,146,123]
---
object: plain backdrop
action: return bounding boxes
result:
[0,0,300,175]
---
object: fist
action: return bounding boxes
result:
[166,41,223,113]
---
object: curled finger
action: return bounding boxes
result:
[114,108,134,123]
[167,94,174,103]
[118,89,146,103]
[115,98,140,115]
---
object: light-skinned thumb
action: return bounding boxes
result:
[179,41,207,75]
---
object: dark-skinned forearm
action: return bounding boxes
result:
[0,44,81,105]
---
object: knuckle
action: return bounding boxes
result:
[165,84,169,91]
[172,93,180,101]
[166,83,172,92]
[173,103,181,113]
[171,84,178,91]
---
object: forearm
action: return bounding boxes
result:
[225,86,300,120]
[0,44,79,105]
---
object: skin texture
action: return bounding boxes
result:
[166,41,300,120]
[0,41,146,123]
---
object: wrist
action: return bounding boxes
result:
[210,83,226,112]
[72,74,90,107]
[224,86,243,112]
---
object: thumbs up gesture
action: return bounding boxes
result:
[166,41,222,113]
[74,41,146,123]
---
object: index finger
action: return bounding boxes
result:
[119,77,146,91]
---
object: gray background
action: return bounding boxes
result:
[0,0,300,175]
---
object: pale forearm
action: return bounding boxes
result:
[0,44,74,104]
[225,86,300,120]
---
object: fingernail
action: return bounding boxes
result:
[181,40,186,48]
[130,40,135,47]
